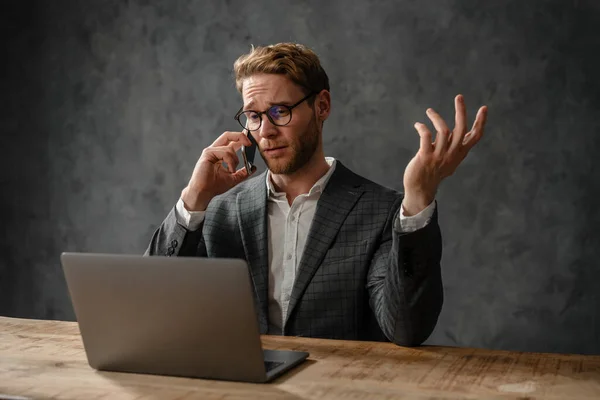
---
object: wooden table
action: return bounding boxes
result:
[1,317,599,399]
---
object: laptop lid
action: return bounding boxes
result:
[60,252,270,382]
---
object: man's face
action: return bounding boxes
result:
[241,74,321,175]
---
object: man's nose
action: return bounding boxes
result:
[257,114,278,139]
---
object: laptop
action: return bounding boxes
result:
[60,252,309,383]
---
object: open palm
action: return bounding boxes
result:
[402,95,488,214]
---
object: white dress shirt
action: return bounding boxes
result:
[174,157,435,333]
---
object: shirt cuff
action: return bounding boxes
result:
[175,198,206,231]
[395,200,436,233]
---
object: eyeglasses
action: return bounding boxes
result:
[234,92,317,131]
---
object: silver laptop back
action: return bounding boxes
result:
[61,253,269,382]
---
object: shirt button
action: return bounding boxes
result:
[290,215,296,222]
[286,253,292,260]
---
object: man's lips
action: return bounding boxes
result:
[262,146,288,156]
[263,146,287,151]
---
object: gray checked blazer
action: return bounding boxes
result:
[145,161,443,346]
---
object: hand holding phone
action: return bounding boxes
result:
[180,130,255,212]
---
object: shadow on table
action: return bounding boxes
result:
[95,359,317,399]
[272,358,316,383]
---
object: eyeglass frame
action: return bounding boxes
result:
[233,91,318,131]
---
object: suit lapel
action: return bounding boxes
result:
[236,174,269,333]
[284,163,364,328]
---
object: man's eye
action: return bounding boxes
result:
[270,107,290,118]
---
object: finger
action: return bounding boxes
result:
[426,108,451,155]
[451,94,467,151]
[204,146,240,172]
[414,122,433,155]
[219,152,238,174]
[464,106,488,149]
[211,131,252,147]
[471,105,488,135]
[228,139,245,153]
[230,165,257,185]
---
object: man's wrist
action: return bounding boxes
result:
[180,186,213,212]
[402,191,435,216]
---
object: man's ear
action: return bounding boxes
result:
[315,90,331,121]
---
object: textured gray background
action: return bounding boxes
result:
[2,0,599,355]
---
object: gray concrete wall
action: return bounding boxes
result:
[2,0,599,354]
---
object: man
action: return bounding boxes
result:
[145,43,488,346]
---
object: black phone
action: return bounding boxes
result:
[241,129,258,175]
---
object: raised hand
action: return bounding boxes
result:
[402,95,488,216]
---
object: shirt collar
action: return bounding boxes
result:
[266,157,337,199]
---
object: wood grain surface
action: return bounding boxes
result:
[1,317,599,399]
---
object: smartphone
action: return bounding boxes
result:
[241,129,258,175]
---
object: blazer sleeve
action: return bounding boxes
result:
[144,206,208,257]
[366,197,443,347]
